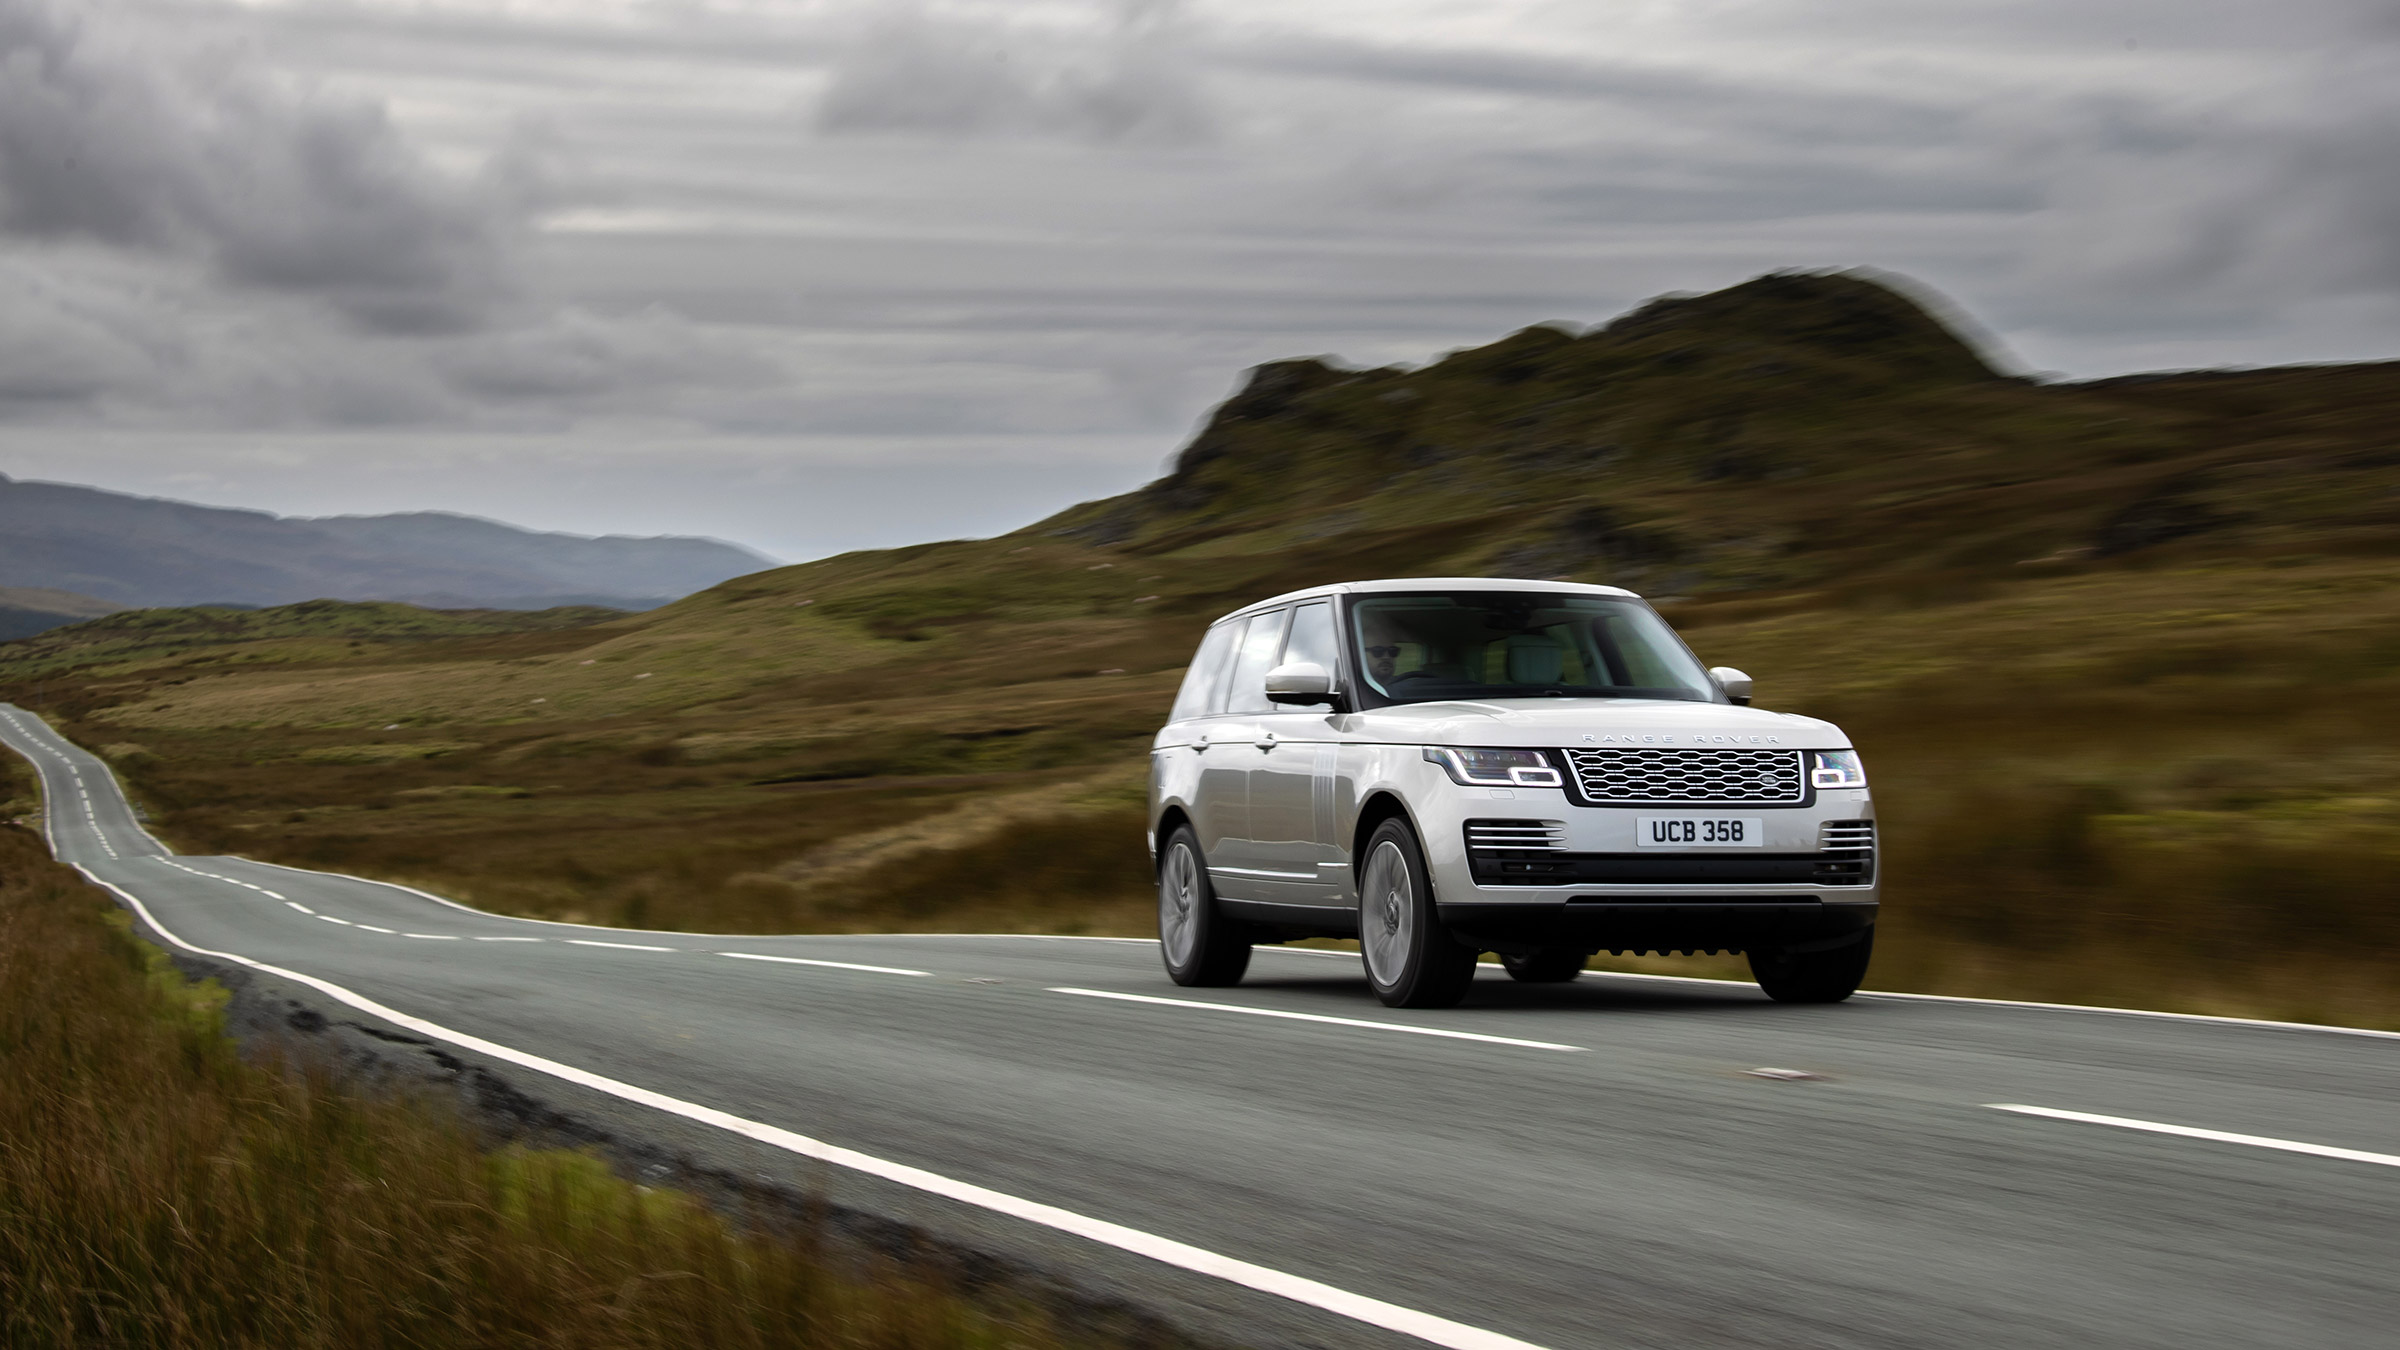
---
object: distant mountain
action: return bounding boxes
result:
[0,478,777,612]
[0,587,124,642]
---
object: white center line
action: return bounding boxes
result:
[567,939,678,952]
[474,935,542,942]
[1988,1104,2400,1168]
[719,952,933,977]
[318,915,354,926]
[403,933,460,940]
[286,901,315,915]
[1050,988,1587,1052]
[357,925,397,934]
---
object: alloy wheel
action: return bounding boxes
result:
[1360,839,1412,986]
[1159,841,1200,967]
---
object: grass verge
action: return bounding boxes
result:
[0,820,1077,1350]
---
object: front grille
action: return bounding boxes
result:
[1465,819,1566,852]
[1561,747,1806,805]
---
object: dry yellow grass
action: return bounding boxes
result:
[7,283,2397,1023]
[0,821,1086,1350]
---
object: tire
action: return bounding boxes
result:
[1357,817,1477,1008]
[1157,825,1251,986]
[1748,928,1874,1004]
[1500,948,1586,983]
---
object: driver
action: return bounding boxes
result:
[1357,609,1420,688]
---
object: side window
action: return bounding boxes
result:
[1222,608,1291,714]
[1168,621,1240,722]
[1280,602,1339,683]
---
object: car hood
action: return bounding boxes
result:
[1337,698,1848,749]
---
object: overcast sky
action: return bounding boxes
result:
[2,0,2394,561]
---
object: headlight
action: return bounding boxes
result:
[1810,749,1866,789]
[1424,746,1563,788]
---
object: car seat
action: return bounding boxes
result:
[1504,635,1566,685]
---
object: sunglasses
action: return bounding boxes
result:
[1365,645,1403,658]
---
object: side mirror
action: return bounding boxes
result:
[1709,666,1753,706]
[1265,661,1341,707]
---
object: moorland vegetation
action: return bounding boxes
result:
[5,271,2397,1026]
[0,779,1070,1349]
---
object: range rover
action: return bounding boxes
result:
[1149,578,1878,1008]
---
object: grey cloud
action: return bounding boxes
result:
[434,307,782,405]
[0,254,168,407]
[7,0,2400,540]
[0,0,528,333]
[0,246,795,433]
[2008,47,2400,320]
[816,0,1213,145]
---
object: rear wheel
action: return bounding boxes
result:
[1358,818,1476,1008]
[1157,825,1251,986]
[1749,928,1874,1003]
[1500,948,1586,983]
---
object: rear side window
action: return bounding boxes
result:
[1168,621,1240,722]
[1222,608,1292,714]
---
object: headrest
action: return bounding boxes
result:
[1506,639,1564,684]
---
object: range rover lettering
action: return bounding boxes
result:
[1149,579,1878,1008]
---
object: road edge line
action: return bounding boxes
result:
[64,863,1557,1350]
[1051,987,1585,1052]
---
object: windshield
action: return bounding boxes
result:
[1349,592,1717,705]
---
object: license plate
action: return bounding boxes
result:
[1636,816,1765,848]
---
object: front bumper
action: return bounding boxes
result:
[1409,775,1880,954]
[1436,897,1877,956]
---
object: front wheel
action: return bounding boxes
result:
[1500,948,1586,983]
[1157,826,1251,986]
[1749,928,1874,1003]
[1357,818,1476,1008]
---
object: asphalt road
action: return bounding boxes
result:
[5,704,2394,1350]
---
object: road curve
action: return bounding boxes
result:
[5,705,2394,1350]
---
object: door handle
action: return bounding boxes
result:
[1255,732,1278,750]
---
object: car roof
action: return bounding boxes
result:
[1213,576,1643,626]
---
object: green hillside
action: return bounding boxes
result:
[6,270,2396,1025]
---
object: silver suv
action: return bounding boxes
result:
[1149,579,1878,1008]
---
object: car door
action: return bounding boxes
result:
[1198,606,1288,898]
[1160,617,1242,863]
[1245,599,1344,903]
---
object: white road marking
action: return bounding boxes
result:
[567,939,678,952]
[318,915,354,926]
[357,925,397,934]
[1874,990,2400,1041]
[1552,968,2400,1042]
[1050,987,1586,1052]
[69,864,1556,1350]
[1988,1105,2400,1168]
[474,936,541,942]
[719,952,933,977]
[167,846,2394,1042]
[286,902,315,914]
[403,933,461,940]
